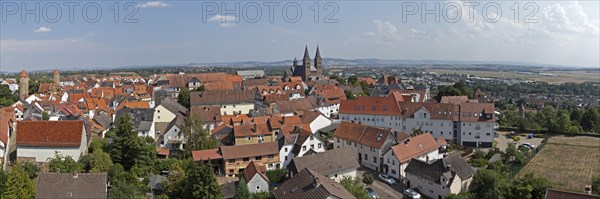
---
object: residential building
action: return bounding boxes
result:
[15,120,88,163]
[332,122,396,172]
[382,133,444,180]
[36,173,108,199]
[242,161,269,193]
[404,154,475,199]
[190,90,256,115]
[233,123,274,145]
[192,141,280,177]
[273,168,356,199]
[288,147,359,182]
[115,108,156,139]
[339,95,403,131]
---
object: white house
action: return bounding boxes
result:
[242,161,270,193]
[339,96,404,131]
[382,133,443,180]
[404,154,475,199]
[162,116,185,150]
[15,120,88,162]
[332,121,397,172]
[300,111,333,134]
[190,90,256,115]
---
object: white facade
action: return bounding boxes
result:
[16,127,87,162]
[220,103,254,115]
[333,135,396,172]
[154,105,177,123]
[339,114,403,131]
[296,135,325,157]
[307,115,332,134]
[458,121,495,147]
[247,174,269,193]
[406,171,471,199]
[403,109,455,142]
[383,148,442,180]
[163,124,183,150]
[279,143,295,169]
[327,168,357,183]
[137,122,156,139]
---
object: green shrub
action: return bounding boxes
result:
[266,169,286,183]
[362,173,374,185]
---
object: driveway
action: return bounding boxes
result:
[357,168,404,199]
[495,131,545,152]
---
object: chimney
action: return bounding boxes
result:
[253,123,258,134]
[282,116,286,124]
[584,185,592,195]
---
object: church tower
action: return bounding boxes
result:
[53,69,60,85]
[314,46,323,74]
[302,45,311,80]
[19,70,29,101]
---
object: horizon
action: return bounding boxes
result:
[1,0,599,71]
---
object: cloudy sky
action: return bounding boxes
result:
[1,0,598,72]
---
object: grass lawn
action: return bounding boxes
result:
[517,135,600,192]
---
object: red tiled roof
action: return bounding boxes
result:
[333,122,392,149]
[339,95,401,115]
[391,133,439,163]
[0,108,15,145]
[16,121,84,147]
[192,148,223,161]
[157,147,170,156]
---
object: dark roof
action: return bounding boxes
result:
[404,154,475,185]
[114,108,154,129]
[190,106,221,123]
[16,121,84,147]
[36,173,108,199]
[159,97,188,115]
[273,168,356,199]
[289,147,359,176]
[190,90,255,106]
[333,122,393,149]
[544,189,599,199]
[221,181,237,199]
[220,142,279,160]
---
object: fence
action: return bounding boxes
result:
[508,137,548,179]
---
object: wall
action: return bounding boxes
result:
[154,105,176,123]
[220,103,254,115]
[339,113,403,131]
[247,175,269,193]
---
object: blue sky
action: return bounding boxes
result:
[1,0,599,72]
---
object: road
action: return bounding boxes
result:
[358,168,404,199]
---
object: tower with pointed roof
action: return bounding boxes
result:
[53,69,60,85]
[19,70,29,100]
[286,46,323,81]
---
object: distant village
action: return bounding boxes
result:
[0,47,597,199]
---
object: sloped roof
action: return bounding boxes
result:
[339,95,401,115]
[404,154,475,184]
[190,90,255,106]
[159,98,188,115]
[36,173,107,199]
[289,147,359,176]
[220,142,278,160]
[544,189,599,199]
[242,161,268,183]
[192,148,223,161]
[333,122,392,149]
[16,121,83,147]
[390,133,440,163]
[273,168,356,199]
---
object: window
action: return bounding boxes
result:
[391,169,397,174]
[310,144,314,149]
[285,156,288,161]
[373,157,377,163]
[243,158,249,162]
[229,169,234,173]
[318,143,322,148]
[256,156,262,161]
[256,186,260,190]
[364,154,368,160]
[228,159,234,163]
[157,110,160,113]
[247,136,251,140]
[310,136,314,140]
[284,147,288,152]
[303,146,307,151]
[268,155,274,159]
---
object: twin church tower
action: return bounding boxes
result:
[284,46,324,81]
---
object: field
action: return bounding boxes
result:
[427,69,600,83]
[518,135,600,192]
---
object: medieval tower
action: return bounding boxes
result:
[53,69,60,85]
[19,70,29,100]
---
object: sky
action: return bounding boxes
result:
[0,0,599,72]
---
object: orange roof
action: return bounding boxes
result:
[156,147,170,156]
[233,123,271,137]
[391,133,439,163]
[333,122,392,149]
[20,70,28,77]
[0,108,15,145]
[16,121,84,147]
[436,137,447,145]
[339,95,401,115]
[53,69,59,75]
[117,101,150,110]
[192,148,223,161]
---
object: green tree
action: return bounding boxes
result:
[20,162,40,179]
[345,89,357,100]
[164,160,188,198]
[469,169,510,199]
[362,173,374,186]
[47,152,83,173]
[109,115,157,171]
[581,108,600,133]
[80,150,113,173]
[592,176,600,195]
[411,127,424,136]
[556,109,572,132]
[340,176,369,199]
[177,89,191,109]
[1,164,36,199]
[266,169,286,183]
[509,173,550,199]
[348,76,358,85]
[108,182,145,199]
[88,138,109,154]
[182,114,220,157]
[42,112,50,120]
[447,192,472,199]
[234,178,251,199]
[0,165,7,196]
[180,162,222,199]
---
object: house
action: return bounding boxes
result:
[161,116,185,149]
[404,154,475,199]
[192,141,280,177]
[288,147,359,182]
[190,105,221,131]
[36,173,108,199]
[233,123,274,145]
[455,102,496,148]
[332,122,396,172]
[277,133,298,168]
[544,188,599,199]
[16,121,88,163]
[190,90,256,115]
[153,98,187,124]
[0,108,15,165]
[242,161,269,193]
[338,95,404,131]
[300,111,333,134]
[273,168,356,199]
[236,70,266,79]
[114,108,156,139]
[382,133,443,180]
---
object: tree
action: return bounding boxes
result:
[469,169,510,199]
[411,127,424,136]
[345,89,357,100]
[109,115,157,171]
[348,76,358,85]
[107,164,144,199]
[592,176,600,195]
[0,165,7,196]
[182,114,220,157]
[447,192,472,199]
[581,108,600,133]
[177,89,191,109]
[266,169,286,184]
[80,150,113,173]
[234,178,251,199]
[1,164,36,199]
[509,173,550,199]
[340,176,369,199]
[20,162,40,179]
[180,162,222,199]
[48,152,83,173]
[108,182,145,199]
[42,111,50,120]
[362,173,374,186]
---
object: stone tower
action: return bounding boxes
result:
[314,46,322,71]
[19,70,29,101]
[53,69,60,85]
[302,45,311,80]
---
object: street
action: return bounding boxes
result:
[358,167,404,199]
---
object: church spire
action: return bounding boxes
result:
[303,45,310,59]
[315,46,321,59]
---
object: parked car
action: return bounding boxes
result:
[522,142,535,148]
[378,173,396,184]
[402,188,422,199]
[366,187,379,199]
[527,134,534,139]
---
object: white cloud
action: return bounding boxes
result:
[33,27,51,33]
[207,15,237,28]
[137,1,171,8]
[86,31,96,37]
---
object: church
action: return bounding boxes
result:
[284,46,323,81]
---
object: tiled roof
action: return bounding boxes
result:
[220,142,278,160]
[339,95,401,115]
[390,133,439,163]
[333,122,392,149]
[289,147,359,176]
[458,102,496,122]
[0,108,15,146]
[190,106,221,123]
[273,168,356,199]
[190,90,255,106]
[544,189,599,199]
[242,161,268,183]
[233,123,271,138]
[192,148,223,161]
[399,102,459,121]
[440,96,469,104]
[16,120,83,147]
[36,173,107,199]
[404,154,475,185]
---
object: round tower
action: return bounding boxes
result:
[19,70,29,100]
[53,69,60,85]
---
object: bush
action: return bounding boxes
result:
[469,158,488,168]
[266,169,286,183]
[512,136,521,142]
[362,173,374,185]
